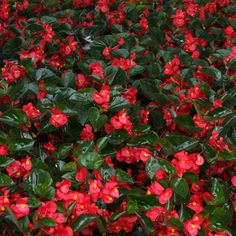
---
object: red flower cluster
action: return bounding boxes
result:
[116,147,151,163]
[6,156,32,180]
[0,0,235,235]
[1,61,25,84]
[172,151,204,176]
[92,84,110,109]
[147,181,173,204]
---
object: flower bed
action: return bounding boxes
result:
[0,0,236,235]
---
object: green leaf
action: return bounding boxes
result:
[8,139,34,152]
[0,109,27,126]
[201,67,222,82]
[210,178,226,205]
[217,150,236,161]
[61,162,77,172]
[110,49,129,58]
[70,88,95,105]
[72,214,97,232]
[116,169,133,183]
[88,107,108,131]
[97,137,109,151]
[110,211,126,222]
[78,152,103,170]
[56,143,73,159]
[109,97,130,111]
[129,65,145,76]
[39,218,57,227]
[133,79,168,104]
[105,66,128,85]
[183,172,199,184]
[61,70,76,88]
[201,143,217,164]
[206,107,233,121]
[169,217,184,230]
[174,115,198,132]
[25,169,53,196]
[36,68,56,81]
[166,134,199,152]
[0,157,15,168]
[2,37,24,57]
[136,213,155,235]
[145,157,176,179]
[109,129,130,145]
[0,172,14,187]
[172,178,189,198]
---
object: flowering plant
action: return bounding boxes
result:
[0,0,236,235]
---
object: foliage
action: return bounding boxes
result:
[0,0,236,235]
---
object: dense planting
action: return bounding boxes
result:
[0,0,236,235]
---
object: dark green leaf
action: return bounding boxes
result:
[72,214,97,232]
[0,109,27,126]
[25,169,53,195]
[145,157,176,179]
[109,129,130,145]
[78,152,103,170]
[166,134,199,152]
[172,178,189,198]
[2,37,24,56]
[8,139,34,152]
[210,178,226,205]
[39,218,57,227]
[0,172,14,187]
[104,66,128,85]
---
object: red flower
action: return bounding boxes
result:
[110,109,133,135]
[88,179,102,201]
[184,219,200,236]
[97,0,109,13]
[75,168,88,182]
[121,88,137,104]
[6,161,22,178]
[11,198,29,219]
[147,181,164,195]
[159,188,173,204]
[111,58,136,71]
[56,180,71,200]
[155,170,166,180]
[231,176,236,187]
[43,143,56,154]
[89,62,105,80]
[76,74,88,89]
[108,215,138,233]
[80,124,94,141]
[50,107,68,128]
[0,145,8,156]
[102,180,119,204]
[92,84,110,109]
[173,9,185,27]
[146,206,166,222]
[22,102,41,119]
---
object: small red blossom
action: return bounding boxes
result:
[0,145,8,156]
[11,198,29,219]
[22,102,41,119]
[50,107,68,128]
[80,124,94,141]
[89,61,105,80]
[231,176,236,187]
